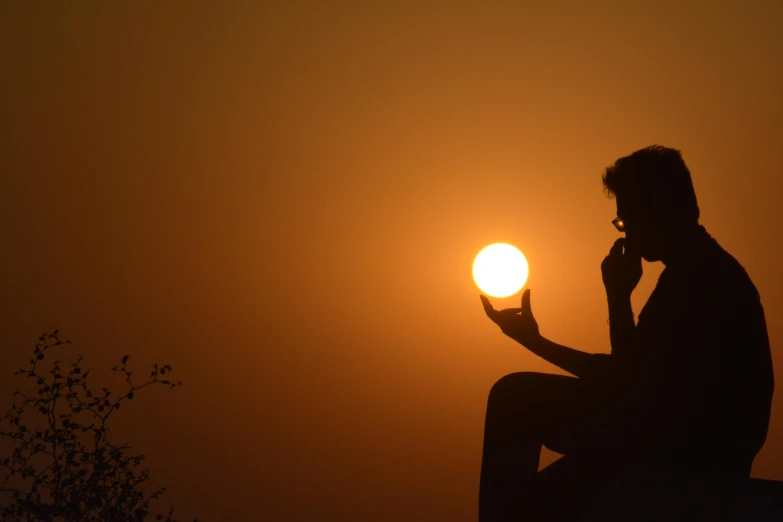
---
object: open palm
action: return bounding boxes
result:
[480,289,541,347]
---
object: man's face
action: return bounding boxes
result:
[616,195,664,262]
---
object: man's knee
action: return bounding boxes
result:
[488,372,546,404]
[488,372,581,410]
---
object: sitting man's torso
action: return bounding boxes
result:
[612,228,774,475]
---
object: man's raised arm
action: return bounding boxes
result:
[602,237,642,359]
[608,292,636,359]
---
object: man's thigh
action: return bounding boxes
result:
[517,372,618,456]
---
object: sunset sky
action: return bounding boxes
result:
[2,2,782,520]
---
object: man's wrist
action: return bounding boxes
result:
[606,290,632,305]
[520,333,545,351]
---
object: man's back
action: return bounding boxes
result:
[614,227,774,475]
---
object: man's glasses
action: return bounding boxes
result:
[612,217,625,232]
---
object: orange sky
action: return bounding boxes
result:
[2,2,782,520]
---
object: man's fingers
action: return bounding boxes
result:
[481,295,524,325]
[480,295,497,317]
[621,241,641,262]
[610,238,624,256]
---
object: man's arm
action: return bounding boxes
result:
[601,237,642,359]
[481,290,615,381]
[524,336,613,382]
[608,292,636,359]
[524,287,635,380]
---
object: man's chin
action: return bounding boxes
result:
[626,240,659,262]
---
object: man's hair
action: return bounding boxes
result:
[602,145,700,222]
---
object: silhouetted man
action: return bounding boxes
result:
[478,145,774,522]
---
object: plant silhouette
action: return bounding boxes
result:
[0,331,195,522]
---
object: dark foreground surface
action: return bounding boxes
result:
[578,467,783,521]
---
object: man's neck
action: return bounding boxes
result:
[660,225,711,268]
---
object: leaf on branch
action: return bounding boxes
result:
[4,333,186,521]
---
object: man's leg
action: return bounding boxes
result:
[478,372,612,522]
[528,453,622,522]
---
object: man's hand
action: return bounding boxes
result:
[601,238,642,298]
[480,289,541,348]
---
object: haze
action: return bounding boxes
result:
[1,2,781,521]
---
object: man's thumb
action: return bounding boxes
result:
[522,289,532,313]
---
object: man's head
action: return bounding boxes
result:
[602,145,700,262]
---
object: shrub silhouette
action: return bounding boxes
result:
[0,331,194,522]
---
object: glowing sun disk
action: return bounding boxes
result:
[473,243,529,298]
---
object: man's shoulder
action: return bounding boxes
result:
[682,244,764,322]
[656,242,760,312]
[703,244,758,297]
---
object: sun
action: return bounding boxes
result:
[473,243,529,298]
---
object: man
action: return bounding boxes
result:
[478,145,774,522]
